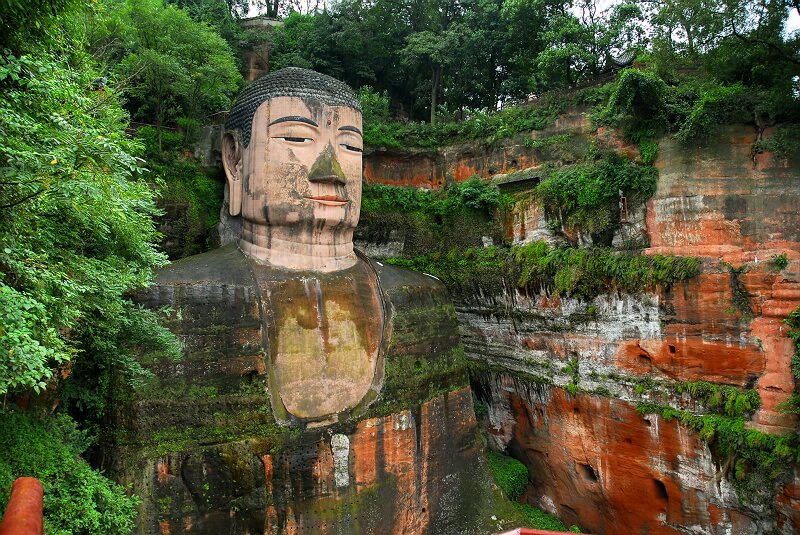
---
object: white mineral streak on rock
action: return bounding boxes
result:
[393,410,413,431]
[331,433,350,488]
[539,495,557,515]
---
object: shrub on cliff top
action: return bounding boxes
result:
[534,154,658,238]
[362,94,565,149]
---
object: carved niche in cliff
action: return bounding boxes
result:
[109,68,491,534]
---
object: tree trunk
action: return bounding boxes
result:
[430,65,441,124]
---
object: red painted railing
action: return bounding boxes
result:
[0,478,43,535]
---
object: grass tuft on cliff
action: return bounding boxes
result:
[488,450,580,532]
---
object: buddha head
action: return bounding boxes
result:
[222,68,363,271]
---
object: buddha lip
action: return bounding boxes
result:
[305,195,348,205]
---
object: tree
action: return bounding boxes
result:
[401,25,464,123]
[535,0,646,90]
[89,0,242,148]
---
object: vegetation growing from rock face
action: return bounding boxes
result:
[360,91,567,149]
[135,126,225,259]
[387,242,701,301]
[358,178,507,256]
[534,153,658,240]
[777,306,800,415]
[487,450,581,532]
[636,403,800,506]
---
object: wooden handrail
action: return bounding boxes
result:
[0,478,43,535]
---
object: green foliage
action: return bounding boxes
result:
[770,253,789,271]
[363,96,565,149]
[0,44,178,399]
[89,0,242,137]
[778,307,800,415]
[675,381,760,416]
[636,402,800,504]
[754,125,800,159]
[534,153,658,238]
[0,0,80,52]
[563,357,580,395]
[596,66,796,152]
[673,83,751,143]
[134,120,224,260]
[362,177,505,217]
[603,69,667,130]
[0,409,139,534]
[358,180,505,257]
[488,451,529,501]
[358,86,391,125]
[510,503,575,532]
[388,243,701,301]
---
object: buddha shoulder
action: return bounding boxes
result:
[367,258,455,312]
[153,243,252,287]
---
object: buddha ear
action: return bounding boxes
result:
[221,132,243,216]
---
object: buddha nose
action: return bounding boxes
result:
[308,144,346,185]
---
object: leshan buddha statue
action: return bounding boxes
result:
[113,68,491,534]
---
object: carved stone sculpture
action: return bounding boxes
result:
[109,68,494,534]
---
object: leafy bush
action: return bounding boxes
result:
[0,47,179,399]
[510,503,577,532]
[674,83,750,142]
[0,410,139,534]
[675,381,760,416]
[358,179,506,256]
[359,86,391,125]
[535,154,658,238]
[488,451,529,501]
[362,94,565,149]
[601,69,668,132]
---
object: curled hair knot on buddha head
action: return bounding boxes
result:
[224,67,361,148]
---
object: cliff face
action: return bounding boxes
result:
[117,388,486,535]
[362,119,800,534]
[110,246,494,534]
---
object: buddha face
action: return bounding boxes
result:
[223,96,363,238]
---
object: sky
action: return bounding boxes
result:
[246,0,800,34]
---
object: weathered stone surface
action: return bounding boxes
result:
[475,374,777,534]
[111,244,488,534]
[117,388,488,535]
[433,122,800,533]
[645,126,800,264]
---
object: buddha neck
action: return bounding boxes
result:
[240,222,357,272]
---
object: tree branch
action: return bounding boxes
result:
[0,188,45,209]
[728,13,800,66]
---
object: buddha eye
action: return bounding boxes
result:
[340,143,363,153]
[281,136,312,144]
